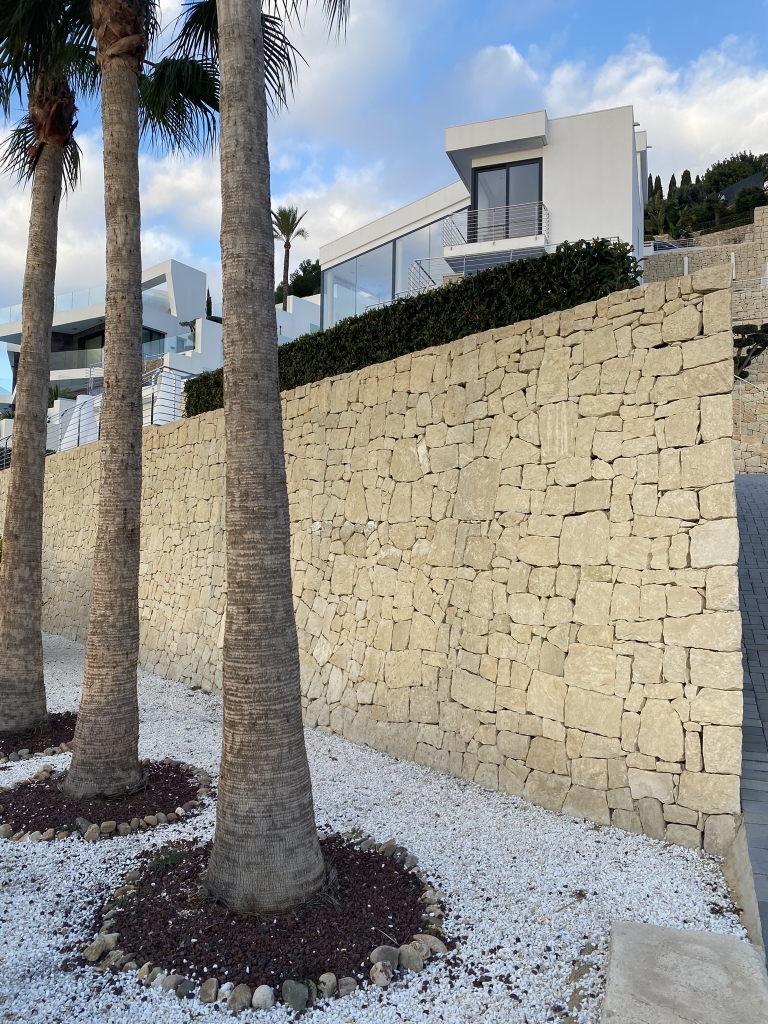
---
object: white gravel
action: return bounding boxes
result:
[0,633,745,1023]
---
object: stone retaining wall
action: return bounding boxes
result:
[734,346,768,473]
[0,268,743,852]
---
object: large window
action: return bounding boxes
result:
[473,159,542,241]
[322,218,450,329]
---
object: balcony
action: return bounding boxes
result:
[443,202,549,250]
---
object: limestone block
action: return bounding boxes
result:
[699,483,737,521]
[600,356,632,394]
[451,668,496,712]
[685,731,703,772]
[563,785,610,824]
[611,583,640,621]
[526,736,560,773]
[537,348,569,404]
[665,586,703,618]
[690,688,742,726]
[574,479,612,512]
[632,645,663,684]
[656,489,699,520]
[677,771,740,814]
[391,439,422,481]
[643,345,682,376]
[666,823,702,849]
[638,796,666,839]
[689,649,742,690]
[385,650,422,689]
[583,735,622,758]
[692,265,732,293]
[508,593,544,625]
[565,688,623,738]
[526,670,567,722]
[705,565,739,611]
[574,582,613,625]
[571,757,608,790]
[663,611,741,652]
[627,768,674,804]
[703,289,731,334]
[662,409,699,448]
[637,700,684,762]
[681,333,732,369]
[579,395,624,417]
[608,536,652,570]
[516,536,560,567]
[553,457,592,486]
[330,555,356,596]
[539,402,577,464]
[564,644,616,694]
[633,323,663,348]
[651,361,732,404]
[495,686,527,714]
[523,770,570,811]
[498,731,530,759]
[702,726,741,774]
[703,814,737,857]
[454,458,500,520]
[592,431,623,462]
[559,511,610,566]
[612,808,644,834]
[689,519,739,567]
[584,325,617,366]
[700,394,733,441]
[661,305,702,343]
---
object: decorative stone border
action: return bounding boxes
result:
[0,740,72,764]
[0,759,212,843]
[80,831,450,1013]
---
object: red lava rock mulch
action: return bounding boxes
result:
[93,835,446,989]
[0,762,201,835]
[0,711,77,757]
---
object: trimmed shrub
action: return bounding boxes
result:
[184,238,639,416]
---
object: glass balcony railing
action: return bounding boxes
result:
[0,285,172,324]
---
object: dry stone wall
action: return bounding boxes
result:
[0,268,743,853]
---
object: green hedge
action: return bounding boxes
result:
[184,238,640,416]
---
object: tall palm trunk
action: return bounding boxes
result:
[63,1,145,798]
[0,79,74,734]
[282,239,290,311]
[206,0,325,914]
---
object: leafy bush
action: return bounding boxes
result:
[184,238,639,416]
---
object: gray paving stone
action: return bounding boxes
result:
[600,921,768,1023]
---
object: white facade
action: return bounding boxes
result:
[275,293,322,344]
[0,258,222,408]
[319,105,647,329]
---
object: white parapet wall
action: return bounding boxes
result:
[0,266,742,852]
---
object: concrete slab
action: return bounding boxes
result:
[600,922,768,1024]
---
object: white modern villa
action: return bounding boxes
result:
[0,260,222,459]
[319,105,649,329]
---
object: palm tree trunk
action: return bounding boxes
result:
[206,0,325,914]
[282,240,290,311]
[0,143,63,733]
[63,49,143,798]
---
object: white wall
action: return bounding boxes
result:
[275,293,322,342]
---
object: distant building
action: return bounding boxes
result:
[319,105,648,329]
[275,293,322,344]
[0,258,222,411]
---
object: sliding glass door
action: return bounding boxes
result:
[472,159,542,242]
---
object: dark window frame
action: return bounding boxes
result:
[471,157,543,212]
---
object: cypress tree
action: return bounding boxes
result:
[647,173,653,198]
[668,173,677,197]
[654,175,663,198]
[681,169,692,187]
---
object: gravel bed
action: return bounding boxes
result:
[0,633,746,1024]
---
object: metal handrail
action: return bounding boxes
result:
[444,202,549,247]
[408,246,551,296]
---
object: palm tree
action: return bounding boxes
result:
[0,1,219,746]
[273,205,307,311]
[202,0,347,915]
[63,0,219,798]
[0,1,92,734]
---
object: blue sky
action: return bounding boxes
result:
[1,0,768,306]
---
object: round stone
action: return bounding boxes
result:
[100,821,117,834]
[143,815,158,827]
[317,972,337,998]
[227,983,252,1013]
[370,944,400,968]
[117,823,132,836]
[398,943,424,972]
[83,824,100,842]
[370,961,394,987]
[198,977,219,1004]
[337,977,358,997]
[251,984,276,1009]
[176,979,196,999]
[282,979,309,1011]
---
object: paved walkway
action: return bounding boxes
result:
[735,474,768,945]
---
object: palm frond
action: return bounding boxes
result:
[0,113,81,191]
[170,3,301,112]
[139,56,218,154]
